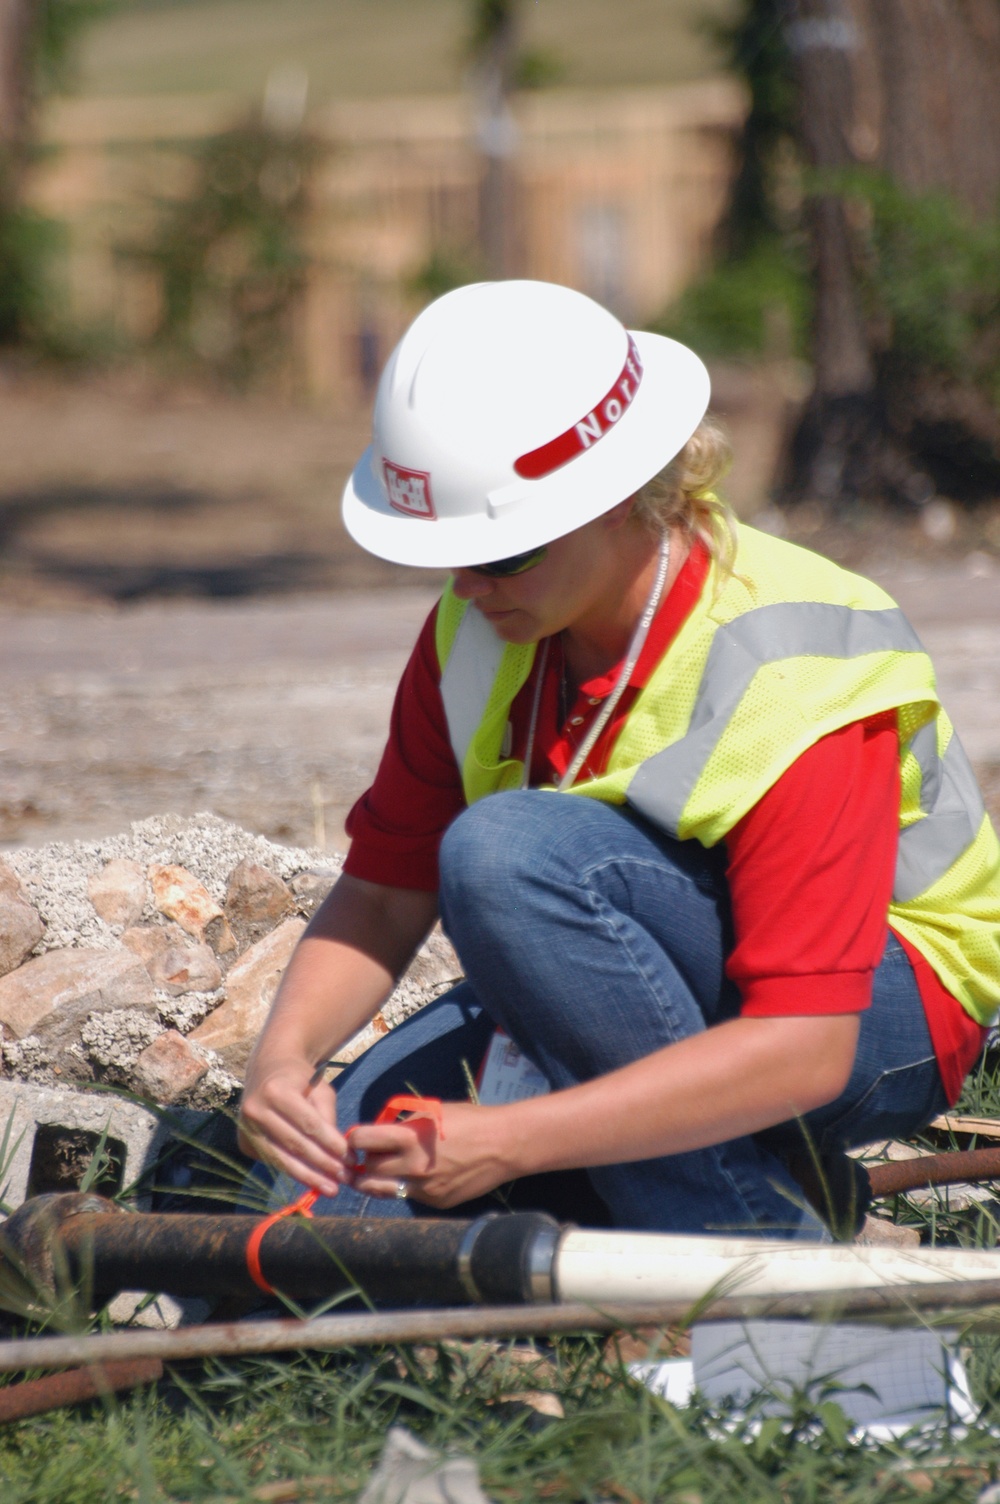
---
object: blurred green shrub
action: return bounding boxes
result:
[405,248,486,305]
[0,194,62,347]
[135,121,322,387]
[651,238,810,361]
[650,0,807,363]
[840,170,1000,403]
[0,0,121,353]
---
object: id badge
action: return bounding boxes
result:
[476,1027,551,1106]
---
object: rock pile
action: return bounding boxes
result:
[0,814,461,1110]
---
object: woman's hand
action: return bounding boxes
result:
[236,874,441,1197]
[347,1102,519,1208]
[238,1057,354,1199]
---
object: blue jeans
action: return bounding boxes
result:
[260,791,947,1237]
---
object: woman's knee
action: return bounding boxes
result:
[439,790,554,909]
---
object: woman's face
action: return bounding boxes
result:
[449,510,631,645]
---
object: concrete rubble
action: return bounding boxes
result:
[358,1426,495,1504]
[0,813,462,1217]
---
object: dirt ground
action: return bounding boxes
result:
[1,366,998,854]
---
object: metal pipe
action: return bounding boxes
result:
[0,1194,559,1308]
[6,1284,1000,1375]
[9,1194,1000,1315]
[0,1359,163,1423]
[868,1147,1000,1199]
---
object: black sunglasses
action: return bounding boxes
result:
[468,545,548,578]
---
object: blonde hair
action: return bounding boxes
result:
[631,415,735,566]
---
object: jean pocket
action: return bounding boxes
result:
[818,1055,947,1149]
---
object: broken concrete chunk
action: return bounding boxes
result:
[224,859,294,925]
[358,1426,495,1504]
[149,863,220,934]
[0,859,29,901]
[0,892,45,977]
[148,864,235,953]
[121,922,187,969]
[190,917,305,1074]
[0,948,157,1044]
[856,1215,921,1248]
[155,942,223,996]
[133,1030,210,1103]
[203,912,237,955]
[119,924,222,996]
[87,859,148,928]
[0,1079,202,1214]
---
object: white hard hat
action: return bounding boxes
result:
[342,279,710,569]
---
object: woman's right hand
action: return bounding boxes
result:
[235,874,441,1197]
[238,1056,353,1198]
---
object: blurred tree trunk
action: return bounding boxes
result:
[785,0,1000,505]
[0,0,37,174]
[469,0,521,278]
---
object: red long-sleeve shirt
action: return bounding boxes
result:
[345,543,985,1103]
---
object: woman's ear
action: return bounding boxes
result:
[600,496,637,531]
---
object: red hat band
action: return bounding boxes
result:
[513,336,644,481]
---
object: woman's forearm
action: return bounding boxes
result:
[239,873,439,1192]
[244,873,440,1082]
[498,1013,860,1177]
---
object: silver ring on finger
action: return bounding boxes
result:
[395,1179,409,1200]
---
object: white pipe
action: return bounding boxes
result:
[554,1230,1000,1304]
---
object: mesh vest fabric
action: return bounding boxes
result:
[435,524,1000,1024]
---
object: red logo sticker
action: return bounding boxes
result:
[383,460,436,520]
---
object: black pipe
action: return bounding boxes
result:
[0,1194,562,1308]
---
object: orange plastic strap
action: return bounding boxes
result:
[245,1187,320,1295]
[373,1095,445,1136]
[246,1097,443,1294]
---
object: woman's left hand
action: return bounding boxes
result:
[347,1103,517,1208]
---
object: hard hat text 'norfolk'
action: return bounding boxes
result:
[514,337,644,481]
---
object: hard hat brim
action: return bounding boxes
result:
[341,329,710,569]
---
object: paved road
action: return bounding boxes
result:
[1,557,998,854]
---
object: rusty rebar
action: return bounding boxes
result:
[5,1285,1000,1375]
[0,1358,163,1424]
[868,1147,1000,1199]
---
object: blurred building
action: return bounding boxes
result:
[33,78,743,404]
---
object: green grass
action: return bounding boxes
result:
[72,0,739,103]
[6,1065,1000,1501]
[3,1334,1000,1504]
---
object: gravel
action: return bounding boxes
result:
[5,812,342,953]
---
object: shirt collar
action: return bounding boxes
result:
[573,537,711,699]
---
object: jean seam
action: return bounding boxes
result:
[818,1053,940,1141]
[579,882,707,1047]
[578,851,723,902]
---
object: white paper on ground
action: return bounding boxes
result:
[631,1320,977,1437]
[476,1027,551,1106]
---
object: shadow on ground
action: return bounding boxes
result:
[0,482,417,601]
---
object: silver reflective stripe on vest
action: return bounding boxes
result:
[439,606,508,772]
[627,601,926,837]
[895,726,985,902]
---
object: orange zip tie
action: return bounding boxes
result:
[245,1187,319,1295]
[245,1096,443,1296]
[372,1094,445,1136]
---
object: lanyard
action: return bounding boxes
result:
[520,532,671,792]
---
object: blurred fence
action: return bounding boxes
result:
[30,77,743,403]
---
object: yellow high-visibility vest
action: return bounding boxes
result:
[435,522,1000,1025]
